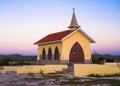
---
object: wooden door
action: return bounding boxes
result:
[69,42,85,63]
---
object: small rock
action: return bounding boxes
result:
[44,81,55,85]
[80,79,91,82]
[26,82,39,86]
[34,74,42,78]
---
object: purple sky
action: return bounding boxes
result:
[0,0,120,55]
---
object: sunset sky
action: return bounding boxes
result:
[0,0,120,55]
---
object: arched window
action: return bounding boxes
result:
[48,47,52,60]
[54,46,59,60]
[42,48,46,60]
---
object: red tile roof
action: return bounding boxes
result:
[34,30,75,45]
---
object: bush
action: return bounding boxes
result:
[88,73,101,77]
[92,54,105,64]
[39,69,44,75]
[17,61,31,65]
[27,72,34,76]
[88,72,120,77]
[0,62,9,66]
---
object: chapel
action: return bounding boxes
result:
[34,9,95,64]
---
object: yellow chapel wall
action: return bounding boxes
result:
[61,31,91,63]
[37,42,62,61]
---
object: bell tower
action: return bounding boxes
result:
[68,8,80,30]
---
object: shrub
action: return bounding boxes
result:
[55,71,63,74]
[88,73,101,77]
[27,72,34,76]
[39,69,44,75]
[88,72,120,77]
[0,62,9,66]
[92,54,105,64]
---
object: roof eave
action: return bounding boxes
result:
[35,40,61,45]
[91,40,96,43]
[78,28,95,43]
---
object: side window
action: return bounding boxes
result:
[42,48,46,60]
[48,47,52,60]
[54,46,59,60]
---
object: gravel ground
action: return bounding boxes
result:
[0,67,120,86]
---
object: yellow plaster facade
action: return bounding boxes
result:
[37,30,92,64]
[61,31,91,62]
[37,42,62,62]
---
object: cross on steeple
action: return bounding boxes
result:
[68,8,80,30]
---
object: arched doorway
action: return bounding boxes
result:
[69,42,85,63]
